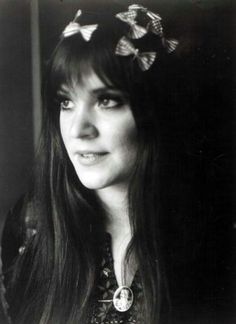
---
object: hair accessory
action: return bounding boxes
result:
[62,9,98,41]
[113,286,134,312]
[147,19,163,37]
[128,4,162,20]
[128,4,179,53]
[116,10,147,39]
[115,36,156,71]
[162,38,179,53]
[147,19,179,52]
[73,9,82,20]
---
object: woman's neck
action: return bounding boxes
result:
[95,185,136,287]
[95,185,131,237]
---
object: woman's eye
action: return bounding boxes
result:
[98,96,123,109]
[60,99,74,111]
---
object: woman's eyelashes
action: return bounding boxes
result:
[60,98,74,111]
[57,93,127,111]
[97,94,126,110]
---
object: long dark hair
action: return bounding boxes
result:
[6,9,178,324]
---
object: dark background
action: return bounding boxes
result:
[0,0,33,234]
[0,0,235,322]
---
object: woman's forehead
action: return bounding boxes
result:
[58,69,116,95]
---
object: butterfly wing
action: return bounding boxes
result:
[146,11,162,20]
[128,4,146,11]
[163,39,179,53]
[138,52,157,71]
[147,19,163,37]
[62,22,80,38]
[128,24,147,39]
[116,10,137,23]
[80,24,98,41]
[115,36,135,56]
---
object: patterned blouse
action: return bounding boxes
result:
[87,233,144,324]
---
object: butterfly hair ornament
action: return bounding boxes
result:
[128,4,162,20]
[115,10,147,39]
[115,36,156,71]
[115,4,179,70]
[61,4,178,71]
[62,9,98,41]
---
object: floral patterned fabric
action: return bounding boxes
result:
[87,233,144,324]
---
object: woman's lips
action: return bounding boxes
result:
[75,151,108,166]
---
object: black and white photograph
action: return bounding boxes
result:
[0,1,234,323]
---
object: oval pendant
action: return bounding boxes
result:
[113,286,134,312]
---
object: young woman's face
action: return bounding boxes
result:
[59,70,138,191]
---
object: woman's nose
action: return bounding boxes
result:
[69,104,98,139]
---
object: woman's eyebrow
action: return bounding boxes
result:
[56,88,70,96]
[56,86,128,99]
[92,86,125,96]
[56,83,75,96]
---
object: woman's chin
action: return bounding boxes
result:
[77,175,111,191]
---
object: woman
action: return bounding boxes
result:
[1,4,180,324]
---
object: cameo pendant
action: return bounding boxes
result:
[113,286,134,312]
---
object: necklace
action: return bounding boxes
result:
[113,285,134,312]
[98,285,134,312]
[113,255,134,312]
[97,233,135,312]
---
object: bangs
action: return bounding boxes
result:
[48,17,141,97]
[49,37,94,95]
